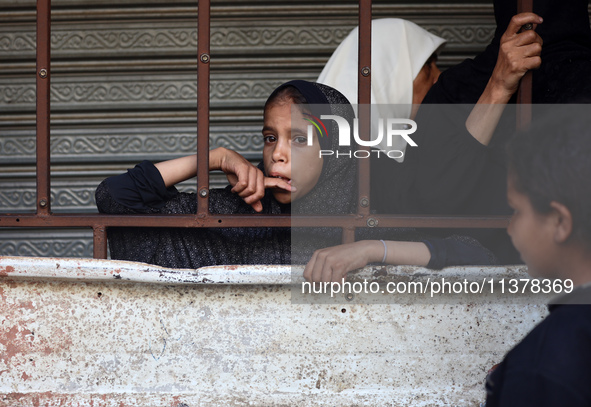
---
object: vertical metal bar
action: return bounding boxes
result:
[347,0,372,244]
[342,227,355,245]
[197,0,211,216]
[93,226,108,259]
[516,0,533,130]
[36,0,51,216]
[358,0,372,108]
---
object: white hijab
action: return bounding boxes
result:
[317,18,446,161]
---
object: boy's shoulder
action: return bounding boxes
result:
[487,286,591,406]
[512,284,591,368]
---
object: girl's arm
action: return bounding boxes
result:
[303,236,496,282]
[154,147,233,187]
[154,147,292,212]
[303,240,431,283]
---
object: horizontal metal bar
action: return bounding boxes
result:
[0,213,509,229]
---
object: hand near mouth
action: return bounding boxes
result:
[264,176,294,192]
[233,174,294,212]
[234,175,294,212]
[215,147,295,212]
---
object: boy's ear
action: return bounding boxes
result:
[549,201,573,244]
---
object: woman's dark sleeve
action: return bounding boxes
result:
[95,160,180,214]
[424,235,498,270]
[406,105,491,214]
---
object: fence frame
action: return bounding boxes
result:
[0,0,534,260]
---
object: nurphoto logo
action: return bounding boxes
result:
[307,114,418,159]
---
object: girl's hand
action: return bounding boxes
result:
[303,241,383,283]
[303,240,431,283]
[489,13,543,102]
[215,148,292,212]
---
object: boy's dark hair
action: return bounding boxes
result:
[507,106,591,247]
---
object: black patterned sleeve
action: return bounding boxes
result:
[424,235,498,269]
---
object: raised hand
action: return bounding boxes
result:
[489,13,543,101]
[217,148,293,212]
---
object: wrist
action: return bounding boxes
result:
[483,77,513,104]
[209,147,226,171]
[365,240,387,264]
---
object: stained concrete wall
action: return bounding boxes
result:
[0,257,549,406]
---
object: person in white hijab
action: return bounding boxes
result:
[317,18,445,161]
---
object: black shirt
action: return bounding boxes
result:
[485,285,591,406]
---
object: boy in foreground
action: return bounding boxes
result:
[485,110,591,406]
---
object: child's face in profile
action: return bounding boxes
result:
[507,177,559,278]
[262,102,323,204]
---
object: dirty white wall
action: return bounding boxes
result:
[1,258,549,406]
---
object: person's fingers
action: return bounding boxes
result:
[514,30,543,47]
[249,169,266,209]
[237,165,258,198]
[232,165,259,199]
[225,173,238,188]
[523,55,542,71]
[313,251,329,283]
[250,200,263,213]
[304,251,318,281]
[319,253,336,283]
[521,41,543,59]
[230,164,249,194]
[505,13,543,36]
[330,264,347,283]
[264,176,295,192]
[243,169,266,212]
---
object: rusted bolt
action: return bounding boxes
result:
[199,188,208,197]
[345,292,354,301]
[360,197,369,207]
[39,199,47,208]
[200,53,210,63]
[361,66,370,77]
[39,69,48,78]
[367,217,378,227]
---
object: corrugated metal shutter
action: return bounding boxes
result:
[1,0,500,258]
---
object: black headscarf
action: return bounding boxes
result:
[258,80,358,263]
[262,80,358,216]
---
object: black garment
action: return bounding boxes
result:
[95,160,497,269]
[373,0,591,264]
[95,79,499,269]
[95,160,291,268]
[485,284,591,407]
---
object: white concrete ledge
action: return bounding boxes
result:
[0,255,529,286]
[0,256,292,285]
[0,255,546,406]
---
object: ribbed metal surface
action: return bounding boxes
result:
[1,0,503,257]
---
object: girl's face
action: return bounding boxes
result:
[262,101,323,204]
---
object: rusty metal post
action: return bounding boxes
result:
[197,0,211,216]
[36,0,51,216]
[347,0,372,244]
[93,225,108,259]
[341,227,355,244]
[516,0,533,130]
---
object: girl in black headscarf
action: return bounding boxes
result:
[96,79,496,272]
[95,80,359,268]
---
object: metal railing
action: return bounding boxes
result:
[0,0,532,260]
